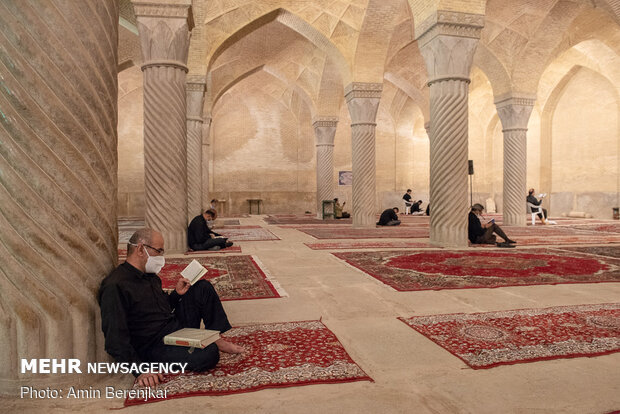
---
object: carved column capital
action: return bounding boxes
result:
[186,77,206,120]
[132,0,192,72]
[417,12,484,85]
[345,83,382,125]
[202,117,212,145]
[495,93,536,132]
[313,118,338,147]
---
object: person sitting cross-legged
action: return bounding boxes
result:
[188,209,233,251]
[468,203,516,246]
[99,228,244,387]
[377,207,401,226]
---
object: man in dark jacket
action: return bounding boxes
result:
[377,207,401,226]
[188,209,233,251]
[468,203,516,245]
[527,188,548,224]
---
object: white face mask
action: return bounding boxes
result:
[144,247,165,274]
[206,219,214,229]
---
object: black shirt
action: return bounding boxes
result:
[377,209,398,225]
[468,211,484,243]
[403,193,412,202]
[98,262,182,364]
[187,214,221,249]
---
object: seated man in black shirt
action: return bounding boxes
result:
[402,189,413,213]
[188,209,233,251]
[99,228,243,387]
[468,203,516,245]
[377,207,401,226]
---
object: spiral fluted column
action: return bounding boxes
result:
[495,94,536,226]
[186,77,206,222]
[345,83,382,228]
[417,12,483,247]
[134,0,192,252]
[0,0,118,394]
[313,117,338,217]
[201,116,212,211]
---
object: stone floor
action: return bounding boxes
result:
[4,215,620,413]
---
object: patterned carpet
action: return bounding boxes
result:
[264,215,353,225]
[305,241,435,250]
[555,245,620,259]
[399,303,620,369]
[217,226,280,241]
[333,249,620,291]
[158,256,284,300]
[124,321,372,406]
[185,246,242,254]
[298,227,430,239]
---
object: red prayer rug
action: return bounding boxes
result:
[184,245,243,254]
[264,215,353,225]
[332,249,620,291]
[124,320,372,406]
[399,303,620,369]
[305,241,435,250]
[157,256,285,300]
[567,223,620,234]
[298,226,430,239]
[217,226,280,241]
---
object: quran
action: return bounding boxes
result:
[163,328,220,348]
[180,259,208,285]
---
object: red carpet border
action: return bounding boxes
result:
[555,245,620,258]
[333,249,620,291]
[298,227,430,239]
[158,256,285,300]
[399,303,620,369]
[305,241,435,250]
[124,321,372,406]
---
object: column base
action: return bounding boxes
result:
[503,213,526,227]
[161,229,187,253]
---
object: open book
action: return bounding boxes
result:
[181,259,208,285]
[163,328,220,348]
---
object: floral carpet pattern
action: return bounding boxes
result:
[298,227,430,239]
[158,256,283,300]
[124,321,372,406]
[332,249,620,291]
[399,303,620,369]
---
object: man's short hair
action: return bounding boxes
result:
[528,188,535,195]
[471,203,485,212]
[407,189,412,192]
[393,207,399,212]
[205,209,217,219]
[127,228,154,255]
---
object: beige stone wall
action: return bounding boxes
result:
[550,68,619,217]
[117,66,145,218]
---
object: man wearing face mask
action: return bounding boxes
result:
[99,228,243,387]
[187,209,233,251]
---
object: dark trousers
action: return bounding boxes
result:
[475,223,509,244]
[537,208,548,220]
[385,220,401,226]
[143,280,232,372]
[190,237,227,251]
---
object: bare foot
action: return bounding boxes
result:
[216,338,245,354]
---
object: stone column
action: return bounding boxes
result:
[495,93,536,226]
[0,0,118,394]
[345,83,382,228]
[201,116,212,211]
[186,76,206,222]
[133,0,192,252]
[313,117,338,217]
[417,12,484,247]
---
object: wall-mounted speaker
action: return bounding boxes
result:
[468,160,474,175]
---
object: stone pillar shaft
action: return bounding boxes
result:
[313,117,338,217]
[201,116,212,211]
[186,77,206,222]
[134,0,192,252]
[495,95,535,226]
[345,83,382,228]
[0,0,118,393]
[417,11,484,247]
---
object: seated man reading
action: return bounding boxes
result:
[333,198,350,219]
[527,188,556,224]
[188,209,233,251]
[377,207,401,226]
[99,228,243,387]
[468,203,516,246]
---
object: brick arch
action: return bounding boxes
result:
[207,8,352,87]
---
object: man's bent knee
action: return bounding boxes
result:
[186,343,220,372]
